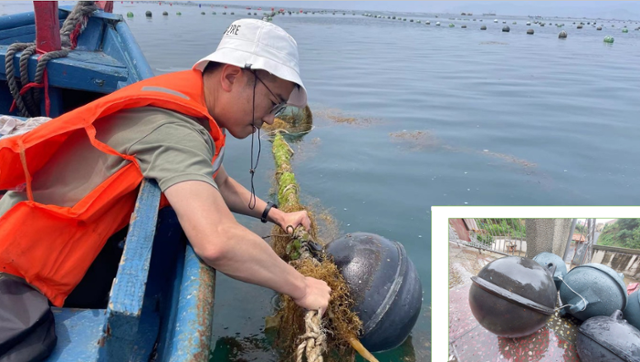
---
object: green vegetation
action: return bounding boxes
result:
[598,219,640,249]
[474,219,526,245]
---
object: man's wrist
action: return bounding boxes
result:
[261,201,278,223]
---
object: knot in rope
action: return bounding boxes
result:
[5,1,98,118]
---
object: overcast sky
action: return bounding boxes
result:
[220,1,640,19]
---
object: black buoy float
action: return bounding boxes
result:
[162,11,168,16]
[145,10,152,17]
[559,30,568,38]
[326,232,422,352]
[469,256,557,338]
[576,310,640,362]
[527,29,534,34]
[502,25,510,32]
[481,25,486,30]
[461,25,467,28]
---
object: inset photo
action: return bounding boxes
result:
[447,218,640,362]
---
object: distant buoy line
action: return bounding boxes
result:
[127,7,627,43]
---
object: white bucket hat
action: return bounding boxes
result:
[193,19,307,108]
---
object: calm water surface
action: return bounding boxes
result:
[113,4,640,362]
[8,2,640,361]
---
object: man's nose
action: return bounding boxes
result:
[262,113,275,125]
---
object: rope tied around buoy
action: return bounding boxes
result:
[5,1,97,117]
[270,124,379,362]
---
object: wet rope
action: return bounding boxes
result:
[272,131,378,362]
[296,310,327,362]
[4,1,97,118]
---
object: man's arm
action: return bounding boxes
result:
[214,165,310,230]
[164,180,330,312]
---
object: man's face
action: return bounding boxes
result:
[219,68,295,139]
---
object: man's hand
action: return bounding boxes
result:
[293,276,331,317]
[276,210,312,233]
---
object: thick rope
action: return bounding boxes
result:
[296,310,326,362]
[5,43,33,117]
[4,1,97,117]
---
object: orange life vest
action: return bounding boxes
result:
[0,69,225,306]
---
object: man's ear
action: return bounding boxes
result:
[220,64,242,92]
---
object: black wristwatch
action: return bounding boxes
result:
[261,201,278,223]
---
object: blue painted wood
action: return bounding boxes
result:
[46,308,105,362]
[0,24,35,44]
[73,16,105,52]
[0,48,128,94]
[114,21,155,80]
[167,245,216,362]
[103,179,161,360]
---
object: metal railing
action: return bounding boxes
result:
[451,218,528,256]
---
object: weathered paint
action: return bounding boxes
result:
[47,308,105,361]
[103,179,161,360]
[33,1,61,53]
[166,246,216,362]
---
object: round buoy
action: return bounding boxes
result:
[436,22,441,26]
[461,25,467,28]
[469,257,556,338]
[481,25,487,30]
[212,12,216,15]
[559,263,625,321]
[532,252,567,290]
[222,12,226,15]
[622,28,629,33]
[410,19,414,22]
[597,26,602,30]
[176,11,181,15]
[326,233,422,352]
[513,21,517,24]
[604,35,615,43]
[162,11,168,16]
[559,30,568,38]
[527,29,534,34]
[502,25,510,32]
[526,21,531,25]
[201,11,205,15]
[577,311,640,362]
[145,10,152,17]
[126,11,134,17]
[494,19,498,23]
[425,20,430,25]
[417,20,421,23]
[230,12,234,15]
[449,23,454,27]
[577,24,583,29]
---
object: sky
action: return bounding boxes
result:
[213,1,640,20]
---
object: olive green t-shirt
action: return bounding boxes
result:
[0,107,219,216]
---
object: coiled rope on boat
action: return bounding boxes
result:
[5,1,98,117]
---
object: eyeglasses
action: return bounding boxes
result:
[251,70,288,118]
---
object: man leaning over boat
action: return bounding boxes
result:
[0,19,330,360]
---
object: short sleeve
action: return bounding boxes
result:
[127,122,219,192]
